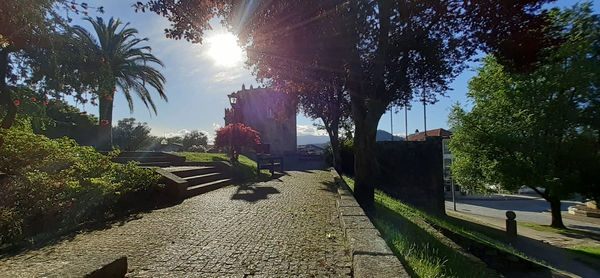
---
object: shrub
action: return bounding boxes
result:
[325,139,355,175]
[187,145,207,153]
[0,128,163,245]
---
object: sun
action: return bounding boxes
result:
[205,32,244,67]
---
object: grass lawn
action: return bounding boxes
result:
[175,152,230,162]
[342,175,500,277]
[567,245,600,270]
[519,222,600,239]
[569,245,600,258]
[175,152,271,181]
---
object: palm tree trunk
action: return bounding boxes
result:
[0,48,16,130]
[98,91,114,150]
[0,48,16,150]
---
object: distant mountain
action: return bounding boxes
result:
[376,130,404,141]
[297,130,402,145]
[297,135,330,145]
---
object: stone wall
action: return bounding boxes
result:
[376,137,445,215]
[229,88,297,155]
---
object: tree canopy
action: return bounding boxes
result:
[449,3,600,228]
[215,123,261,162]
[70,17,167,150]
[137,0,559,207]
[112,117,153,151]
[182,130,209,151]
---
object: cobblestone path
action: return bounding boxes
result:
[0,170,351,277]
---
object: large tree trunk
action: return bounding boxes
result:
[98,92,114,151]
[330,135,342,173]
[325,118,342,173]
[549,197,565,229]
[351,92,385,209]
[353,113,380,209]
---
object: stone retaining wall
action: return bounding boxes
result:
[330,169,409,278]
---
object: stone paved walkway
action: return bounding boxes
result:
[0,170,351,277]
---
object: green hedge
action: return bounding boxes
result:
[324,139,355,175]
[0,128,163,245]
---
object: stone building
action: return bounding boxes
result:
[407,128,456,192]
[225,85,297,155]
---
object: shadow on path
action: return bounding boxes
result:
[319,181,339,194]
[231,184,280,203]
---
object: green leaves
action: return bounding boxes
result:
[0,128,163,244]
[449,5,600,203]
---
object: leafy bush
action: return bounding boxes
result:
[0,128,163,245]
[182,131,208,151]
[187,145,207,152]
[0,86,99,146]
[325,139,355,175]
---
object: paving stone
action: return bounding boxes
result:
[0,170,351,277]
[353,254,410,278]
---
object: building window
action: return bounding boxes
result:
[442,139,451,154]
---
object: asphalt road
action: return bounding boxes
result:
[445,195,600,233]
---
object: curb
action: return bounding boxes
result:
[329,169,409,278]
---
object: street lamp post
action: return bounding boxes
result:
[228,95,238,161]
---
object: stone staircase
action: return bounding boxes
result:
[110,152,233,198]
[162,165,233,197]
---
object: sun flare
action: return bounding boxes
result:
[205,32,244,67]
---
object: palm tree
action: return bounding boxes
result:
[72,17,166,150]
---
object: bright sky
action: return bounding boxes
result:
[67,0,599,142]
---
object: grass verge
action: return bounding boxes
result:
[341,175,500,277]
[519,222,600,239]
[175,152,271,181]
[567,245,600,269]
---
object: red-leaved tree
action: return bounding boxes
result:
[214,123,261,162]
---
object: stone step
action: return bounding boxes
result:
[113,157,175,163]
[186,179,232,197]
[184,172,223,185]
[163,166,217,178]
[138,162,172,167]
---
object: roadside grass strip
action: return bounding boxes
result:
[342,175,499,277]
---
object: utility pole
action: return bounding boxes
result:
[423,99,427,136]
[451,177,456,211]
[404,105,408,140]
[390,106,393,141]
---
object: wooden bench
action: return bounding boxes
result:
[256,155,283,175]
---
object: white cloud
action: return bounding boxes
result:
[214,70,246,83]
[297,125,328,136]
[164,129,191,138]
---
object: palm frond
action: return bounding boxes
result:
[78,16,167,115]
